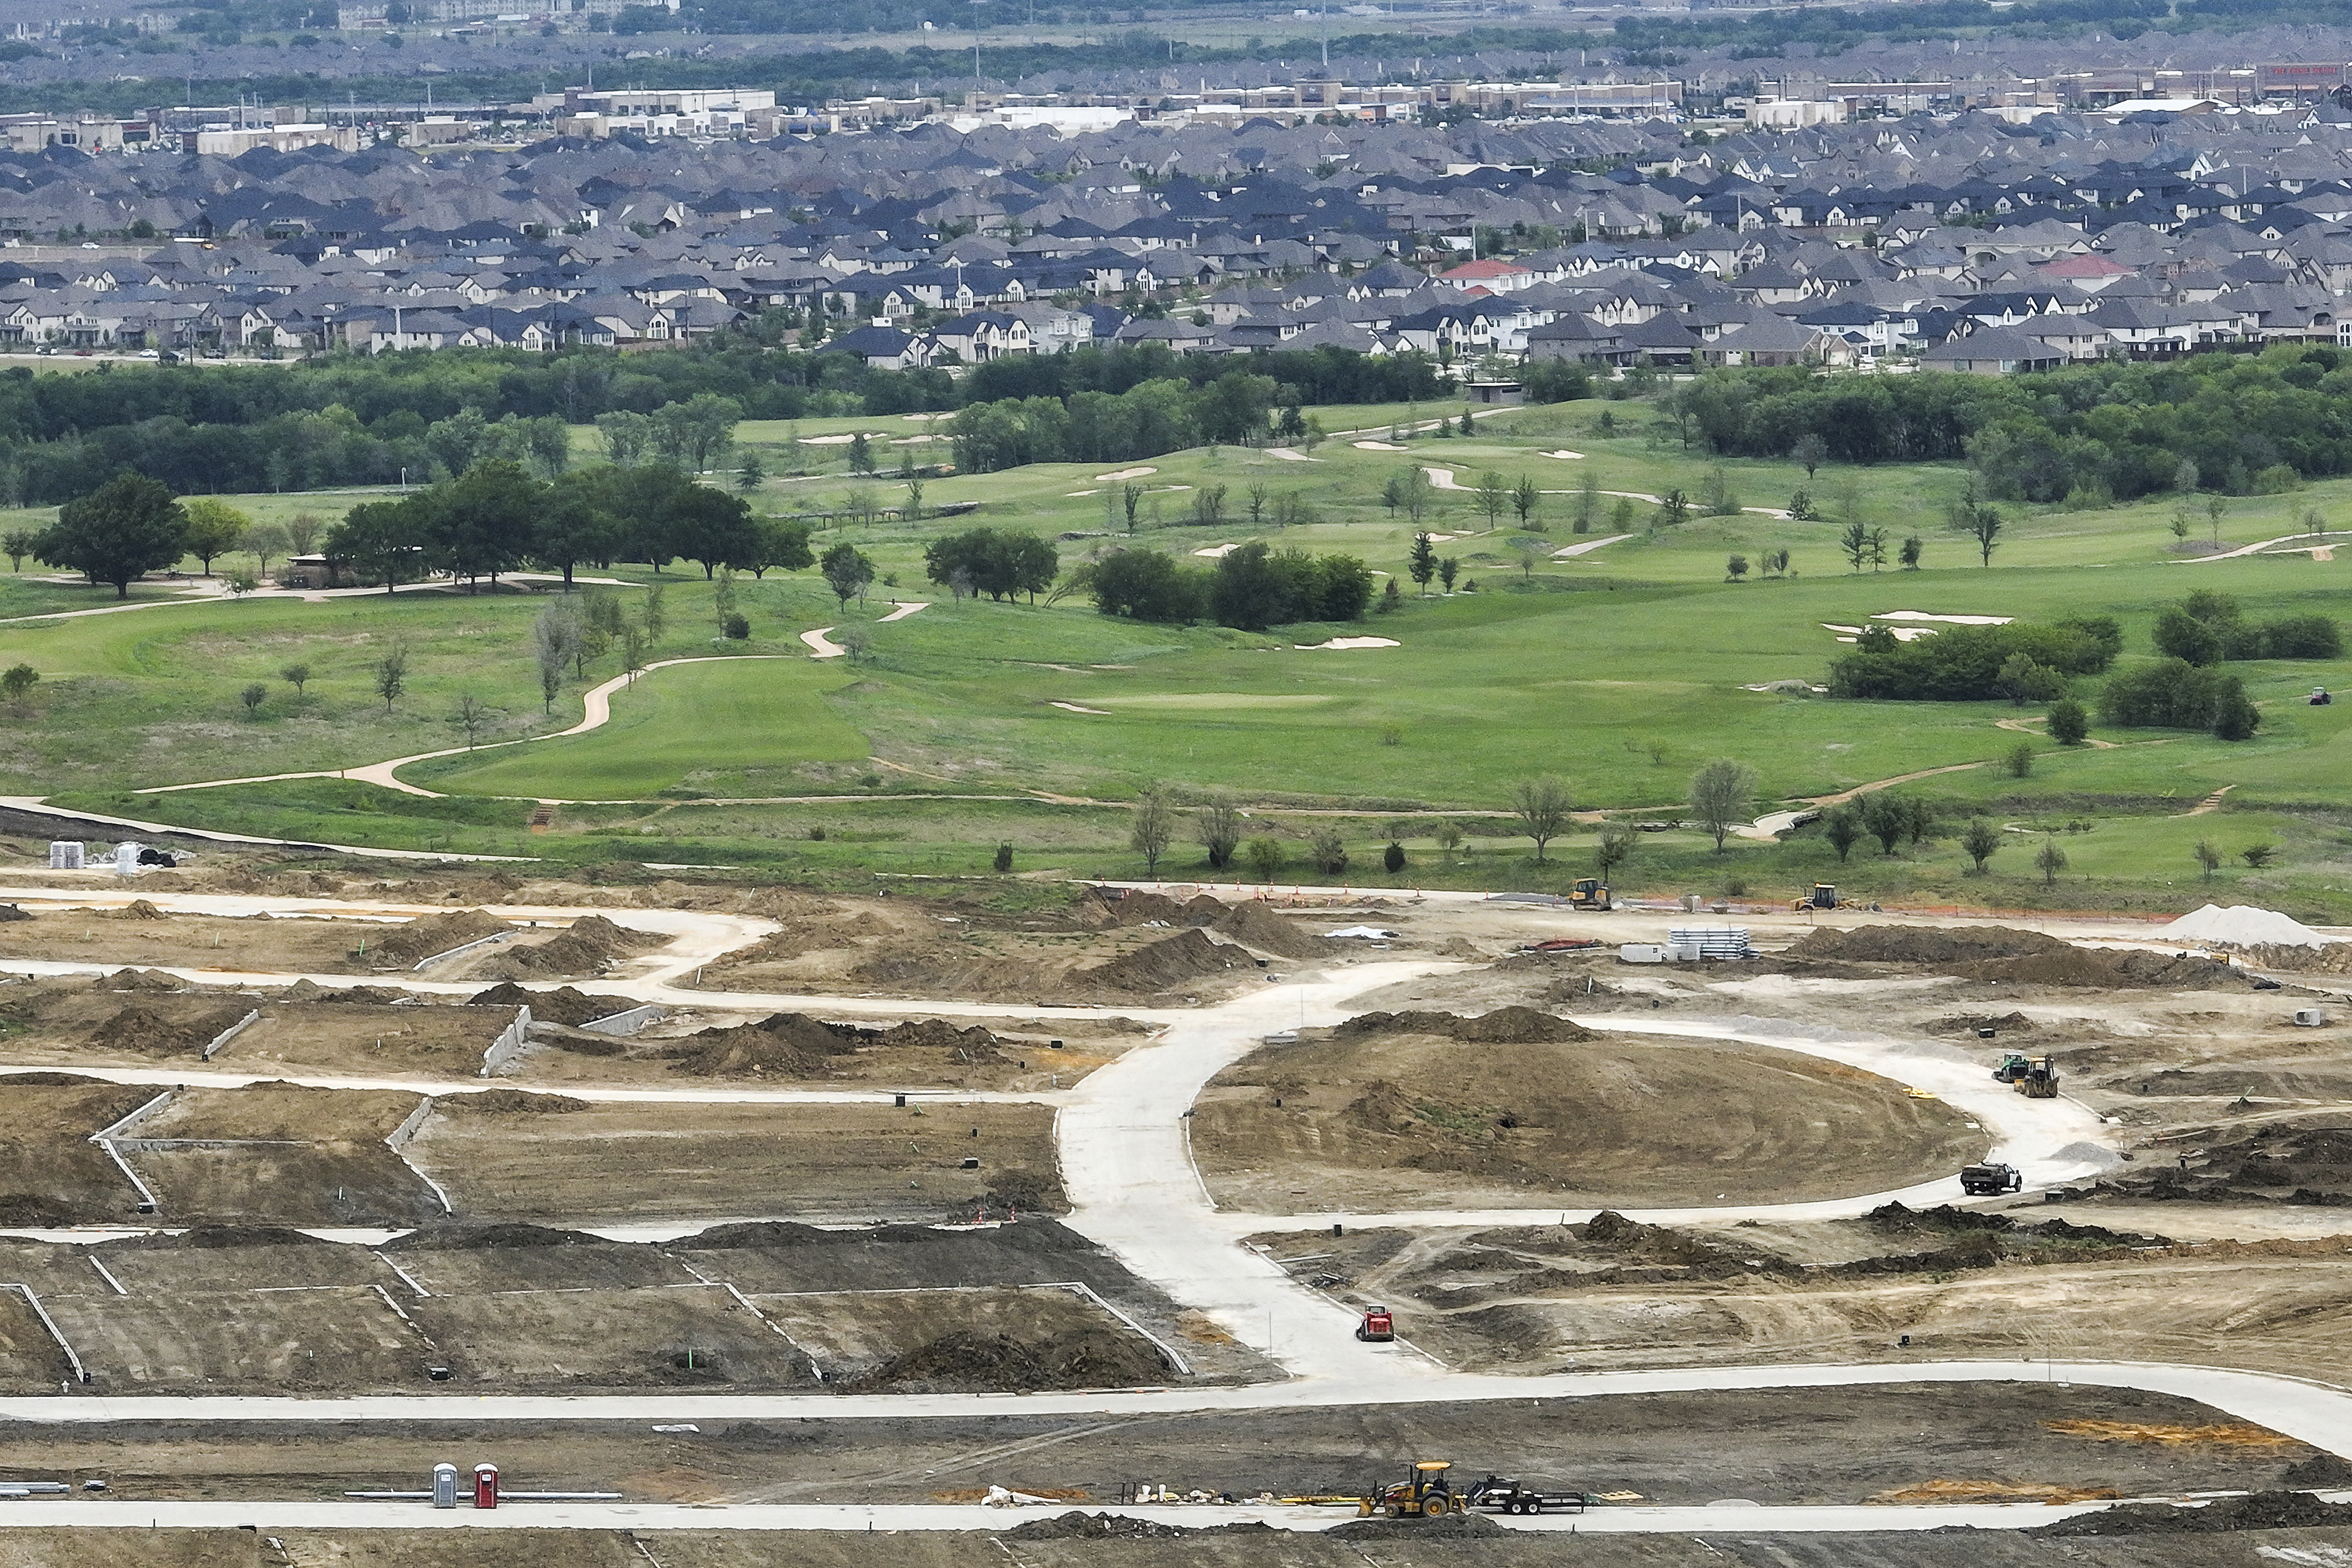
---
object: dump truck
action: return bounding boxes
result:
[1361,1461,1457,1519]
[1465,1477,1590,1516]
[1960,1162,2024,1195]
[1356,1306,1395,1342]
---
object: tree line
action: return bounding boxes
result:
[1666,347,2352,505]
[1088,539,1374,630]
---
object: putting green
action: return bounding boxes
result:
[417,657,868,799]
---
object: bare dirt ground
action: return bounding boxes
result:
[9,1528,2352,1568]
[1195,1015,1982,1213]
[120,1084,444,1229]
[0,1074,164,1223]
[0,1221,1259,1397]
[405,1098,1062,1225]
[0,1384,2313,1509]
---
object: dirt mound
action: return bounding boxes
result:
[844,1326,1167,1393]
[1074,887,1196,929]
[83,1004,250,1055]
[1074,929,1251,994]
[2035,1490,2352,1535]
[663,1012,865,1077]
[116,899,165,920]
[113,1225,325,1250]
[2237,942,2352,975]
[385,1222,610,1250]
[0,1071,104,1086]
[2284,1454,2352,1487]
[1921,1012,2036,1037]
[465,982,624,1027]
[440,1089,591,1116]
[0,903,30,922]
[280,978,325,1001]
[479,915,656,979]
[1960,948,2256,990]
[94,968,180,992]
[375,908,512,966]
[1212,900,1325,959]
[1329,1513,1505,1540]
[1788,925,2067,964]
[1334,1006,1596,1044]
[0,1194,78,1225]
[338,985,414,1005]
[1003,1513,1210,1542]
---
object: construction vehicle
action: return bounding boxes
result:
[2010,1054,2060,1099]
[1465,1477,1590,1516]
[1960,1162,2024,1195]
[1566,879,1612,911]
[1356,1306,1394,1342]
[1791,883,1859,912]
[1361,1461,1457,1519]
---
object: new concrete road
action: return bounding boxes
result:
[0,882,2334,1539]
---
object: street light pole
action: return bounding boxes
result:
[970,0,985,99]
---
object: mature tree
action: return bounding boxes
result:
[1129,791,1175,877]
[1688,758,1757,853]
[737,454,765,494]
[1244,835,1286,883]
[1655,489,1690,528]
[1964,500,2003,566]
[750,517,815,578]
[668,483,760,580]
[2212,675,2261,742]
[2,528,34,571]
[1859,792,1909,857]
[1398,466,1434,525]
[1407,531,1437,594]
[283,513,322,557]
[180,498,249,576]
[1839,518,1870,573]
[425,459,544,589]
[1508,775,1574,863]
[820,542,875,607]
[1961,818,2002,874]
[240,520,289,582]
[1900,535,1923,570]
[2194,839,2222,882]
[373,642,408,712]
[2048,698,2089,745]
[1196,793,1242,870]
[2035,835,2067,886]
[924,528,1059,603]
[280,661,311,696]
[38,471,188,598]
[1791,432,1828,480]
[1821,805,1862,863]
[596,409,653,466]
[846,431,875,475]
[532,469,621,587]
[2153,606,2223,667]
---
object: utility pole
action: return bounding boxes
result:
[970,0,984,99]
[1320,0,1328,75]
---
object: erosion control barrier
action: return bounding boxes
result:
[479,1007,531,1077]
[581,1004,666,1037]
[4,1284,89,1384]
[200,1009,261,1061]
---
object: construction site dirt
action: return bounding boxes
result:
[0,1220,1258,1396]
[0,1384,2310,1508]
[1194,1020,1984,1213]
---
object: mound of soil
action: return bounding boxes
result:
[375,908,512,966]
[83,1004,251,1055]
[439,1089,591,1116]
[1004,1513,1208,1542]
[844,1326,1167,1393]
[1074,930,1251,994]
[94,968,181,992]
[2283,1454,2352,1488]
[2034,1490,2352,1536]
[1959,948,2255,990]
[1212,901,1325,959]
[385,1222,610,1250]
[662,1012,866,1077]
[0,903,30,922]
[1329,1513,1504,1540]
[1074,888,1198,929]
[111,1225,326,1250]
[465,982,625,1027]
[116,899,165,920]
[0,1071,103,1086]
[1921,1012,2036,1037]
[0,1194,78,1225]
[479,915,656,979]
[1788,926,2066,964]
[1334,1006,1597,1044]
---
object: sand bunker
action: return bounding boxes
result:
[1875,611,2016,626]
[1050,701,1111,715]
[1094,466,1157,481]
[1192,543,1239,559]
[1823,623,1937,644]
[1295,637,1398,651]
[1540,449,1586,460]
[800,432,882,446]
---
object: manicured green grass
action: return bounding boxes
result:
[412,655,869,799]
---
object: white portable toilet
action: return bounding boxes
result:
[113,842,142,875]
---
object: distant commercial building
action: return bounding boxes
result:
[534,87,776,138]
[193,123,363,156]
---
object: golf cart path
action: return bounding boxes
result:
[0,573,638,626]
[1739,762,1992,840]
